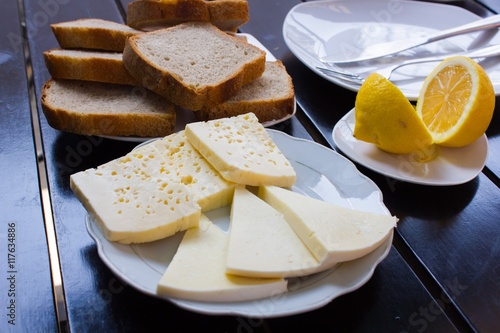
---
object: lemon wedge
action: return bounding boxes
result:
[415,56,495,147]
[354,73,434,155]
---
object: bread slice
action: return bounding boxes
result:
[50,18,142,52]
[126,0,249,33]
[41,79,176,137]
[123,22,266,111]
[127,0,209,31]
[43,49,138,86]
[208,0,249,32]
[197,61,295,123]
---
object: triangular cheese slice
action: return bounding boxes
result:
[185,113,296,187]
[258,185,397,265]
[226,187,327,278]
[157,215,287,302]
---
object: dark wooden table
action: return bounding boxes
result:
[1,0,498,332]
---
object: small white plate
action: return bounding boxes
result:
[86,129,394,317]
[283,0,500,100]
[104,33,296,142]
[332,109,489,186]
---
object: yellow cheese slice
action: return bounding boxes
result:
[152,131,235,211]
[70,146,200,244]
[258,185,398,264]
[185,113,296,187]
[71,130,237,243]
[157,215,288,302]
[226,187,327,278]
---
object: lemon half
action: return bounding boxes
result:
[354,73,434,154]
[416,56,495,147]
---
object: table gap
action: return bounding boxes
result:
[482,166,500,188]
[17,0,70,332]
[392,231,477,333]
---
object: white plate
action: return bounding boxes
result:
[86,129,394,317]
[332,109,489,186]
[283,0,500,100]
[104,33,296,142]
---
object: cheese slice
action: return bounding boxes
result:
[226,187,327,278]
[157,215,288,302]
[258,185,398,264]
[71,130,237,243]
[70,147,200,244]
[152,131,234,211]
[185,113,296,187]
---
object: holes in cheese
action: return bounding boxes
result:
[70,130,234,244]
[70,147,200,244]
[185,113,296,187]
[152,131,235,211]
[157,214,287,302]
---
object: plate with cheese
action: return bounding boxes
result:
[78,113,396,317]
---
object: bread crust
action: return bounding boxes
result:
[208,0,249,32]
[43,49,138,86]
[197,61,295,123]
[122,22,266,111]
[126,0,248,32]
[127,0,209,30]
[41,79,177,137]
[51,18,142,52]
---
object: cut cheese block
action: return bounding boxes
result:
[227,187,327,278]
[185,113,296,187]
[157,215,287,302]
[258,185,398,264]
[70,143,200,244]
[71,131,234,243]
[71,131,234,244]
[152,131,235,211]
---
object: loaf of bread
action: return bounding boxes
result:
[122,22,266,111]
[50,18,142,52]
[126,0,249,32]
[197,61,295,123]
[43,49,138,86]
[41,79,177,137]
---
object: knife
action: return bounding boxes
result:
[321,14,500,64]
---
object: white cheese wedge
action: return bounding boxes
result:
[185,113,296,187]
[258,185,398,265]
[227,187,329,278]
[157,215,288,302]
[70,150,200,244]
[152,131,235,211]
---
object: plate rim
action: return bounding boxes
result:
[332,108,489,186]
[86,129,395,317]
[283,0,499,100]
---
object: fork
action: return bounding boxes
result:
[316,44,500,85]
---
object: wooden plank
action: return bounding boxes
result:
[0,0,57,331]
[16,0,484,331]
